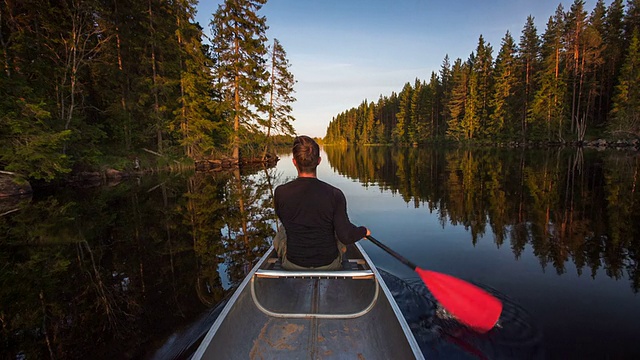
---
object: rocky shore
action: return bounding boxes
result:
[0,171,32,198]
[491,138,640,150]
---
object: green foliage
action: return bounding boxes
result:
[211,0,270,159]
[608,29,640,137]
[262,38,297,158]
[0,86,72,180]
[326,1,637,145]
[393,82,413,143]
[0,0,249,181]
[489,31,519,140]
[447,59,469,141]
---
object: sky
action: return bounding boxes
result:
[195,0,610,138]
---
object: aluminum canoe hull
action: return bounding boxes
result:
[192,243,424,359]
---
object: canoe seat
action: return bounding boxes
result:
[255,269,375,279]
[264,256,368,271]
[258,258,373,279]
[250,266,379,319]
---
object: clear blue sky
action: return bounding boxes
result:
[195,0,609,138]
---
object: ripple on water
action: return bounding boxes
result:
[378,269,545,360]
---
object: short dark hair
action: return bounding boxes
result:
[292,135,319,173]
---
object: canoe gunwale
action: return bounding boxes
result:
[191,247,274,360]
[191,243,426,360]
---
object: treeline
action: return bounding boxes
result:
[0,0,295,181]
[325,0,640,145]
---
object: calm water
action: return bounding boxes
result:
[1,146,639,359]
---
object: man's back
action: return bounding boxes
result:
[275,177,364,267]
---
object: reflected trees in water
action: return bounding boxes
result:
[0,166,280,358]
[1,147,637,358]
[324,145,640,292]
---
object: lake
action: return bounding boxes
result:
[1,145,639,359]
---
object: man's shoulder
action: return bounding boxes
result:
[315,179,345,198]
[276,177,342,194]
[307,178,338,190]
[275,179,297,191]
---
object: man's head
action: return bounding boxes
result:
[292,135,320,175]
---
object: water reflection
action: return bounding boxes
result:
[324,145,640,292]
[0,167,279,359]
[2,146,639,359]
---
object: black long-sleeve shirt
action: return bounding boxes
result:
[274,177,367,267]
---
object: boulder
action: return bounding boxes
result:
[0,171,32,197]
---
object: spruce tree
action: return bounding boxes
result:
[489,31,518,140]
[428,71,440,140]
[465,53,481,140]
[263,38,296,159]
[609,29,640,137]
[624,0,640,41]
[472,35,493,138]
[519,15,540,139]
[439,55,453,138]
[173,0,221,159]
[600,0,625,124]
[532,5,568,141]
[211,0,269,160]
[393,82,413,143]
[447,58,468,141]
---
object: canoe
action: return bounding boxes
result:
[192,243,425,359]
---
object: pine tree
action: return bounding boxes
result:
[564,0,589,135]
[211,0,270,160]
[489,31,518,140]
[465,57,480,140]
[428,71,440,140]
[447,58,468,141]
[263,38,296,159]
[363,102,375,144]
[472,35,493,138]
[519,15,540,139]
[439,55,452,138]
[624,0,640,40]
[173,0,222,159]
[599,0,625,124]
[584,0,607,128]
[532,5,568,141]
[563,0,605,142]
[410,78,429,143]
[608,29,640,137]
[393,82,413,143]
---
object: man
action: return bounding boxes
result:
[274,135,370,270]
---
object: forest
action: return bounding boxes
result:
[0,0,295,182]
[325,0,640,146]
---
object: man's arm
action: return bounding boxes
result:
[274,185,281,219]
[332,188,367,244]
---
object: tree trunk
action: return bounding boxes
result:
[148,0,162,153]
[262,42,277,161]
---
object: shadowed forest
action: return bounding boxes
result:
[0,0,295,182]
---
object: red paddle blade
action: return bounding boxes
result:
[415,268,502,333]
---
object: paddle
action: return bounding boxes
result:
[366,235,502,333]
